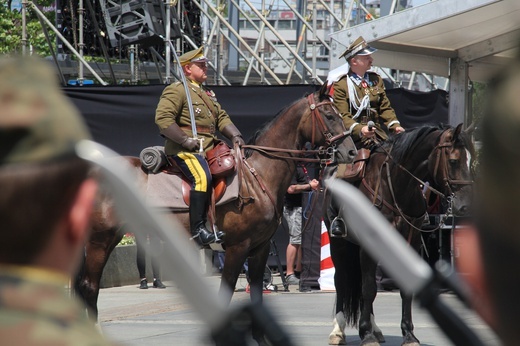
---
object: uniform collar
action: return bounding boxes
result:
[349,71,370,87]
[187,78,202,88]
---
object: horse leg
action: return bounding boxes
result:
[371,312,385,343]
[358,250,380,346]
[218,243,250,305]
[400,289,420,346]
[328,238,350,345]
[245,243,271,346]
[75,226,124,320]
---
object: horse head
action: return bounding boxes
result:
[304,84,357,164]
[428,124,474,216]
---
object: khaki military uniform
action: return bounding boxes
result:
[0,266,113,345]
[332,71,400,145]
[155,80,234,156]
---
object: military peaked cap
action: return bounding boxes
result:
[180,47,209,66]
[339,36,377,60]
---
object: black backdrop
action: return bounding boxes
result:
[64,84,449,289]
[64,84,448,156]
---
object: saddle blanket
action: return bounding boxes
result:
[145,171,239,210]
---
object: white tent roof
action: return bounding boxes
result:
[329,0,520,82]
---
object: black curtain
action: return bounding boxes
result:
[63,85,448,156]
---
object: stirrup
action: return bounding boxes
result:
[330,216,347,238]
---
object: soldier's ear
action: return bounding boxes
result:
[66,178,98,244]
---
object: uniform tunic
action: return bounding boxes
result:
[155,80,234,156]
[0,265,114,345]
[331,71,400,144]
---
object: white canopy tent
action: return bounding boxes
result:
[329,0,520,126]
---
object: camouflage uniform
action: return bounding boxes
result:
[331,71,400,145]
[155,80,234,155]
[0,57,113,344]
[0,266,113,345]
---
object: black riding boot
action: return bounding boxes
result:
[330,217,347,238]
[328,200,347,238]
[189,191,224,246]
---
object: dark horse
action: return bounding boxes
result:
[324,124,474,346]
[76,86,357,344]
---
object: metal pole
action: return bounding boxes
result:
[78,0,85,84]
[165,0,172,84]
[242,0,323,83]
[230,0,302,83]
[199,0,284,84]
[311,0,317,83]
[216,1,221,85]
[279,0,331,51]
[260,0,266,84]
[286,16,309,84]
[28,1,108,85]
[22,0,28,55]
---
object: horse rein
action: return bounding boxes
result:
[241,93,350,165]
[366,128,473,234]
[236,92,349,221]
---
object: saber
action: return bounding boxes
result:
[170,47,198,140]
[325,178,487,346]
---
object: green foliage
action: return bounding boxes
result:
[119,233,136,246]
[0,1,56,57]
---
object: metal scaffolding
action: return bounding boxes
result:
[23,0,432,86]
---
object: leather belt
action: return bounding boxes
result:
[181,125,215,134]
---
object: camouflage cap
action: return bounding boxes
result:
[0,56,91,165]
[179,47,208,66]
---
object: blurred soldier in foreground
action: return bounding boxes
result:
[0,56,113,345]
[456,45,520,346]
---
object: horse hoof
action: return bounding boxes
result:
[360,335,380,346]
[402,332,420,346]
[328,333,346,345]
[374,330,385,343]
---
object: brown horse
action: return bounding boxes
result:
[75,86,357,344]
[324,124,474,346]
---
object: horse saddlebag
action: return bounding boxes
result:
[206,141,236,178]
[337,148,370,182]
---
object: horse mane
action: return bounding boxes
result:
[381,124,448,163]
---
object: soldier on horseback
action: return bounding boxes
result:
[327,36,405,237]
[155,47,245,246]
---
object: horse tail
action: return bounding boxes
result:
[343,241,362,327]
[332,239,362,327]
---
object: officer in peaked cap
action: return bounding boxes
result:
[330,35,404,146]
[155,47,245,246]
[0,56,113,344]
[327,36,405,237]
[179,46,209,66]
[338,35,378,60]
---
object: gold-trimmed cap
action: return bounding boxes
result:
[339,36,377,60]
[179,47,209,66]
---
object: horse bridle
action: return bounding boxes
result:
[241,92,350,165]
[366,128,474,233]
[429,129,473,197]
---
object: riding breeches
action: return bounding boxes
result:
[171,152,212,192]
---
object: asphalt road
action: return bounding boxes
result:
[98,274,499,346]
